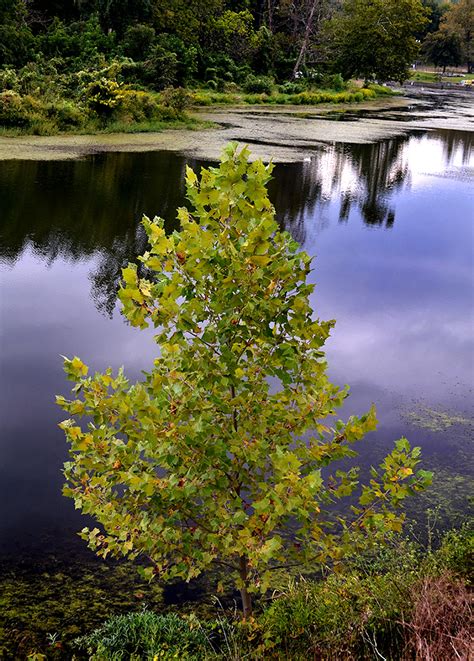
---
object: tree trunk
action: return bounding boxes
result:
[266,0,274,32]
[239,556,252,619]
[292,0,319,79]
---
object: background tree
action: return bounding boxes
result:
[441,0,474,72]
[58,144,432,618]
[324,0,429,83]
[0,0,33,66]
[415,0,450,40]
[152,0,224,46]
[422,28,462,71]
[210,10,257,64]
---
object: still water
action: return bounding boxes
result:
[0,129,473,565]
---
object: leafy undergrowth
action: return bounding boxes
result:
[0,76,199,137]
[16,524,472,660]
[0,92,199,137]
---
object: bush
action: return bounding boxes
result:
[122,24,156,61]
[366,83,393,95]
[242,73,273,94]
[143,45,178,90]
[160,86,191,113]
[323,73,347,91]
[204,67,218,82]
[0,90,29,127]
[430,522,473,583]
[85,77,122,116]
[278,81,306,94]
[261,569,412,658]
[116,89,162,122]
[46,100,87,128]
[243,92,268,104]
[190,91,213,106]
[361,87,377,99]
[0,90,88,134]
[74,610,212,660]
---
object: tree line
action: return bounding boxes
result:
[1,0,472,87]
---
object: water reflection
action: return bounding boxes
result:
[0,152,191,314]
[271,136,410,240]
[0,134,422,314]
[437,129,474,165]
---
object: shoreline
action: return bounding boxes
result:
[0,90,472,163]
[0,96,419,163]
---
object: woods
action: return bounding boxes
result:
[1,1,464,87]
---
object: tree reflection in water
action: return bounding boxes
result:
[0,129,468,315]
[270,135,410,239]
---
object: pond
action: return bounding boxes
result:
[0,120,473,651]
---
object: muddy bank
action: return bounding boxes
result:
[0,91,472,163]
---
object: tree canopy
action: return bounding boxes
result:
[440,0,474,72]
[58,144,432,617]
[0,0,434,82]
[324,0,430,83]
[422,29,462,71]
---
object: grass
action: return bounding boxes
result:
[410,70,474,84]
[188,84,395,108]
[0,116,210,138]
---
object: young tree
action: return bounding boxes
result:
[58,144,432,618]
[324,0,429,83]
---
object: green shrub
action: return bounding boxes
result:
[243,73,273,94]
[143,45,178,91]
[116,89,161,122]
[361,87,377,99]
[204,67,218,82]
[46,100,87,128]
[0,91,52,129]
[122,24,156,61]
[324,73,347,91]
[0,67,20,93]
[430,523,473,583]
[223,81,239,93]
[261,568,414,658]
[243,92,268,104]
[366,83,393,95]
[278,81,306,94]
[190,92,213,106]
[0,90,29,127]
[85,77,123,116]
[159,86,191,113]
[74,610,212,660]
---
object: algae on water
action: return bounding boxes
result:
[403,406,473,433]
